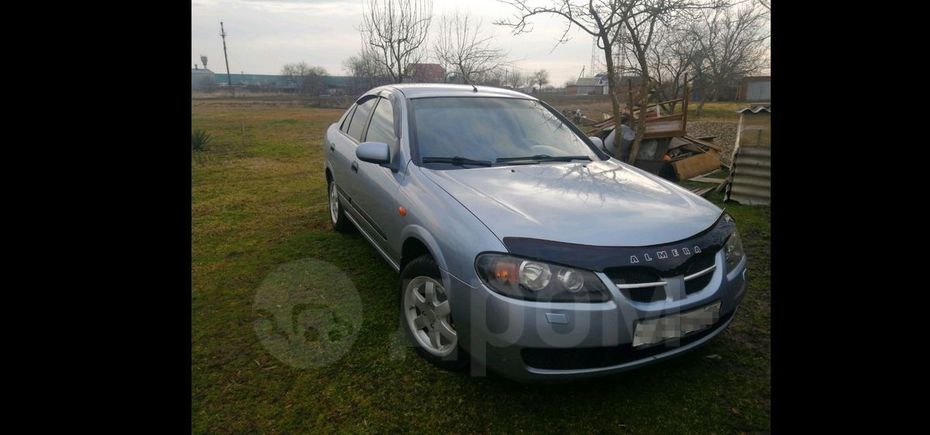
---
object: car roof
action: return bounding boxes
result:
[367,83,536,100]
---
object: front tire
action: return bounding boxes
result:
[328,178,351,233]
[400,255,468,370]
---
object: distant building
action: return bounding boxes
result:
[404,63,446,83]
[537,86,566,94]
[568,73,609,95]
[321,76,352,95]
[737,76,770,102]
[191,66,215,91]
[214,73,294,89]
[210,73,354,94]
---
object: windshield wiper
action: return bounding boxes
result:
[495,154,592,165]
[421,156,494,167]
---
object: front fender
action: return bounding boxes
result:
[399,166,508,287]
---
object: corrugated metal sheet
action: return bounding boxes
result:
[726,146,771,206]
[725,105,771,206]
[736,105,771,114]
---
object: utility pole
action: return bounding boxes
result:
[589,36,596,77]
[220,22,231,87]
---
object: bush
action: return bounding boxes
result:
[192,129,212,151]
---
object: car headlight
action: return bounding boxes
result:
[724,229,745,270]
[475,253,610,302]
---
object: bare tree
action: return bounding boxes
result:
[613,1,722,163]
[504,68,526,89]
[343,47,392,95]
[688,3,769,108]
[498,0,722,164]
[531,69,550,90]
[498,1,630,151]
[477,67,509,86]
[433,12,509,84]
[619,21,699,113]
[362,0,433,83]
[281,62,328,95]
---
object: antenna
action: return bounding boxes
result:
[220,22,231,87]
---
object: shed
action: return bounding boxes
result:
[725,105,771,206]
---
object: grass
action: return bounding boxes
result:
[192,99,771,433]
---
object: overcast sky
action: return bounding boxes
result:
[192,0,605,86]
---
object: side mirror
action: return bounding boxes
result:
[588,136,604,151]
[356,141,390,165]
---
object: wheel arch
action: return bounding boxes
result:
[400,226,449,276]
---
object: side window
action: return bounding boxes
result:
[365,98,397,145]
[339,105,356,134]
[347,97,377,141]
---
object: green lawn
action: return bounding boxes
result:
[192,99,771,433]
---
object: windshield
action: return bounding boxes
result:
[410,97,600,168]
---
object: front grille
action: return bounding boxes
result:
[683,251,717,294]
[608,268,666,302]
[521,310,733,371]
[605,248,719,302]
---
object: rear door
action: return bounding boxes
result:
[327,104,356,183]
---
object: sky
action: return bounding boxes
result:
[191,0,603,86]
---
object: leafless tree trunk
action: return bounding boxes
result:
[343,47,392,95]
[362,0,433,84]
[281,62,328,95]
[616,0,722,164]
[532,69,550,90]
[504,68,526,89]
[688,3,769,104]
[497,0,721,163]
[636,23,700,113]
[497,0,634,154]
[433,12,509,84]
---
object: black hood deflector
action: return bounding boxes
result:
[502,213,734,274]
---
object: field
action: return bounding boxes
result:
[191,97,771,433]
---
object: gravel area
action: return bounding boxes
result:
[688,120,738,166]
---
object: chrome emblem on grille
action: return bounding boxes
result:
[629,245,703,264]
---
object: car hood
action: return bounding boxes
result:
[420,159,722,247]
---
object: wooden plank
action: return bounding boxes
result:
[671,151,721,180]
[690,176,726,184]
[645,113,684,122]
[643,129,686,139]
[689,186,714,196]
[682,135,722,151]
[688,168,723,180]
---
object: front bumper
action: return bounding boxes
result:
[447,251,748,382]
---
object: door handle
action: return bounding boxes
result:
[351,161,359,172]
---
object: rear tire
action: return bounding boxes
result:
[328,178,351,233]
[400,255,468,371]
